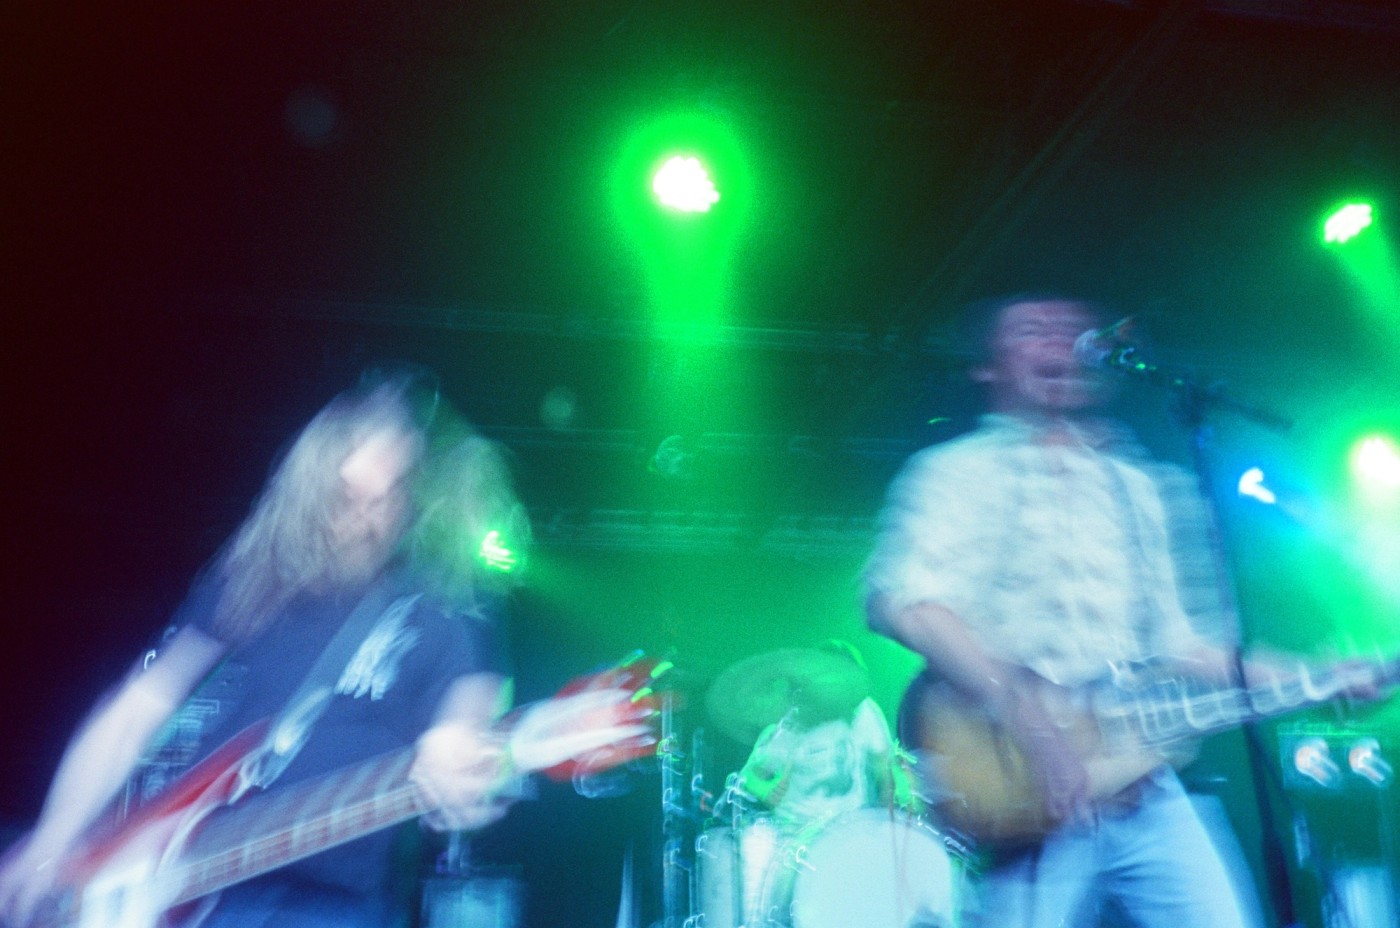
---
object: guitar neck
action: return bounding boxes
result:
[169,748,425,906]
[1101,659,1397,748]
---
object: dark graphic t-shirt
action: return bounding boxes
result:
[159,569,504,925]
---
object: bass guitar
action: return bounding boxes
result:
[26,656,664,928]
[903,655,1398,847]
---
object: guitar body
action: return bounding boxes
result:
[904,653,1400,847]
[35,724,269,928]
[902,675,1181,847]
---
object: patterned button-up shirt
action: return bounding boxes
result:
[865,414,1202,687]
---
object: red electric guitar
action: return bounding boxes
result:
[23,657,664,928]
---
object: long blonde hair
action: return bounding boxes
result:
[408,417,530,615]
[205,374,430,642]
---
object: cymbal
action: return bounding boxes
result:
[705,648,871,744]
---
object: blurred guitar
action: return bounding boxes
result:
[903,655,1398,847]
[25,657,663,928]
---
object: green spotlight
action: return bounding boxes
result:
[1352,434,1400,489]
[609,108,753,327]
[479,529,518,572]
[1324,202,1374,245]
[652,155,720,213]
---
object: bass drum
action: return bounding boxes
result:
[755,809,961,928]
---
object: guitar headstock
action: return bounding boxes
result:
[506,655,668,781]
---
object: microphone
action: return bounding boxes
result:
[1071,315,1295,432]
[1072,316,1137,370]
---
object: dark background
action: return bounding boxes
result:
[5,2,1399,926]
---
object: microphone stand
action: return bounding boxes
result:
[1097,343,1293,434]
[1102,344,1302,928]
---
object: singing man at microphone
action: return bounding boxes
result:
[864,294,1267,928]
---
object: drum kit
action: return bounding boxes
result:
[662,647,971,928]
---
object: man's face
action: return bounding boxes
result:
[973,300,1107,415]
[329,427,417,582]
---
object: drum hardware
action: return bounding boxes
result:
[787,843,813,874]
[659,690,693,928]
[936,825,977,869]
[691,740,716,816]
[709,772,761,822]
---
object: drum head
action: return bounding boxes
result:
[786,810,956,928]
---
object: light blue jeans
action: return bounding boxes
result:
[965,769,1255,928]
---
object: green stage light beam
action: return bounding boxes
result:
[479,529,518,572]
[1322,200,1399,356]
[609,108,753,328]
[653,155,720,213]
[1324,202,1374,245]
[1353,434,1400,491]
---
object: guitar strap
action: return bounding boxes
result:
[238,573,413,794]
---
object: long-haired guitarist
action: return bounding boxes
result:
[864,295,1297,928]
[0,370,521,928]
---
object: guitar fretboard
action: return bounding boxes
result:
[171,748,425,905]
[1095,660,1395,748]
